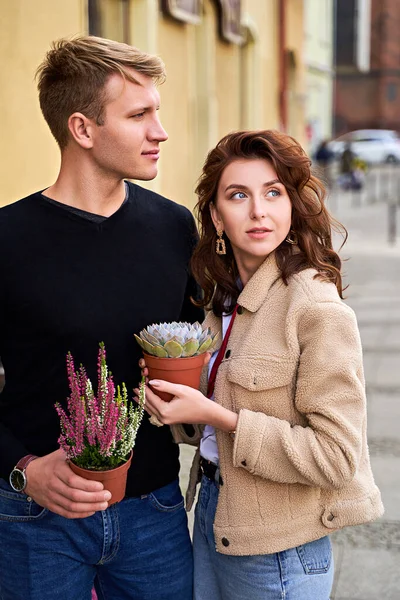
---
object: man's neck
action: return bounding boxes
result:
[43,152,128,217]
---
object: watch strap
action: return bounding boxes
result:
[14,454,38,472]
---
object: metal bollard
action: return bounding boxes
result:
[374,167,379,204]
[388,200,397,245]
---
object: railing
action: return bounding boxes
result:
[315,162,400,246]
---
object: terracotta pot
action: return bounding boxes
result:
[69,451,132,506]
[144,352,207,401]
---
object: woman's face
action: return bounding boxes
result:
[211,158,292,284]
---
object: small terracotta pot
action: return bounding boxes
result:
[144,352,207,401]
[69,451,133,506]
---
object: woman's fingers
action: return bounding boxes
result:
[144,383,173,410]
[137,380,206,426]
[148,379,183,398]
[133,385,168,421]
[145,381,209,425]
[138,358,149,378]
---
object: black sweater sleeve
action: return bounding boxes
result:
[0,424,30,478]
[0,304,30,479]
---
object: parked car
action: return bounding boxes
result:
[328,129,400,164]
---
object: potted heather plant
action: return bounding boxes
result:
[55,343,145,505]
[134,322,219,401]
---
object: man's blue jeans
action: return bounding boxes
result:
[0,477,193,600]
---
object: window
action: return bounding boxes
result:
[88,0,130,43]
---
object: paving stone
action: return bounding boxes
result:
[332,520,400,552]
[368,437,400,458]
[383,325,400,350]
[367,392,400,441]
[331,547,400,600]
[370,456,400,520]
[375,354,400,388]
[355,324,390,349]
[362,353,383,387]
[352,309,400,326]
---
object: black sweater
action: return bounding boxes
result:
[0,182,203,496]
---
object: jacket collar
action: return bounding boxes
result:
[237,252,282,313]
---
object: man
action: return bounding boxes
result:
[0,36,201,599]
[315,139,334,189]
[339,141,362,190]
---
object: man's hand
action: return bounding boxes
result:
[24,449,111,518]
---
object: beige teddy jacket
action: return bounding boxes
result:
[173,253,383,556]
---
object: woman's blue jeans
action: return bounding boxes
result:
[0,477,193,600]
[193,475,334,600]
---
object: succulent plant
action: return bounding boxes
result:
[134,321,219,358]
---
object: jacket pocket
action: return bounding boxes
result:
[321,486,384,529]
[296,535,332,574]
[0,479,48,522]
[227,357,295,391]
[227,357,296,415]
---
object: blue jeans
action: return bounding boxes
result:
[0,477,192,600]
[193,475,333,600]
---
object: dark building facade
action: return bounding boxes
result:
[334,0,400,135]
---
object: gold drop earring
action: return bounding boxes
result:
[285,229,298,245]
[216,229,226,255]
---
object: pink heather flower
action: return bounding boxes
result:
[55,343,145,470]
[84,379,97,447]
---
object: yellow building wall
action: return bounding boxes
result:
[286,0,306,147]
[215,40,241,139]
[154,0,282,209]
[304,0,334,153]
[0,0,85,205]
[242,0,280,132]
[0,0,303,209]
[157,17,196,208]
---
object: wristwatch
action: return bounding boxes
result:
[9,454,38,493]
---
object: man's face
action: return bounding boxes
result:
[90,70,168,181]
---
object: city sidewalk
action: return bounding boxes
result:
[328,191,400,599]
[179,189,400,599]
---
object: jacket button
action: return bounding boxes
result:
[241,460,247,467]
[327,513,335,522]
[225,349,231,359]
[221,537,230,547]
[237,306,244,315]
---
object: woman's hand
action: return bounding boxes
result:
[134,380,238,432]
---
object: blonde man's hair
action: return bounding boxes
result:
[36,35,166,149]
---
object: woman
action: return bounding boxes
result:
[139,130,383,599]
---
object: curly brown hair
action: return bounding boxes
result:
[191,130,347,317]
